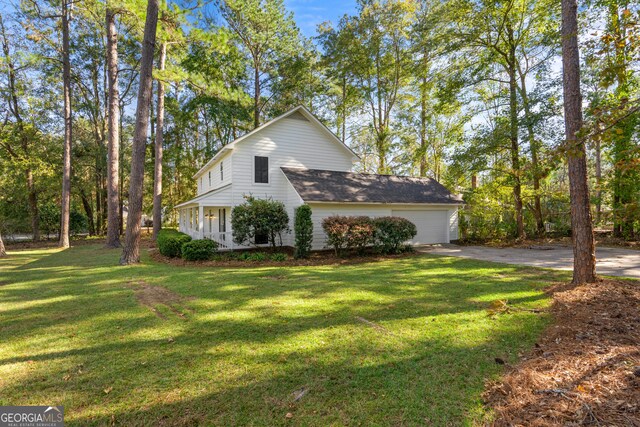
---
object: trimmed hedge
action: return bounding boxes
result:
[157,229,191,258]
[181,239,218,261]
[294,204,313,259]
[322,216,375,256]
[373,216,417,253]
[322,215,417,256]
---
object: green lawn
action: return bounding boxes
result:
[0,244,567,426]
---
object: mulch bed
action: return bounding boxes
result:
[148,248,419,268]
[484,278,640,426]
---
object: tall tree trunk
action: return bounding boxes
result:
[105,7,121,247]
[59,0,72,248]
[253,64,260,128]
[26,171,40,240]
[561,0,596,284]
[376,130,387,174]
[80,188,96,236]
[0,231,5,257]
[341,75,346,141]
[508,60,525,240]
[120,0,159,265]
[152,41,166,241]
[419,74,428,177]
[95,171,102,233]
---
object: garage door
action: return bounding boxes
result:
[391,210,448,244]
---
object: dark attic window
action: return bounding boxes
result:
[254,156,269,183]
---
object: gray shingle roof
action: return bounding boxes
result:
[281,168,463,204]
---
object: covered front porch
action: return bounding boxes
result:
[177,204,234,250]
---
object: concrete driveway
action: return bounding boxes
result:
[417,244,640,279]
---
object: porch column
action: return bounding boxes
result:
[198,205,204,239]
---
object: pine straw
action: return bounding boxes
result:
[148,248,418,268]
[484,278,640,426]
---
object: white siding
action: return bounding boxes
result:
[197,152,232,196]
[448,209,459,241]
[195,185,233,206]
[230,116,354,209]
[283,177,304,246]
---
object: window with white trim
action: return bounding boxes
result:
[254,156,268,183]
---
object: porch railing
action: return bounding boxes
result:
[204,231,235,250]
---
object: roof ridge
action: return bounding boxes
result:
[281,167,435,181]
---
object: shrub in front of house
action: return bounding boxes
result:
[270,252,288,262]
[231,196,290,248]
[294,204,313,259]
[322,216,375,256]
[181,239,219,261]
[157,229,191,258]
[247,252,267,261]
[373,217,417,254]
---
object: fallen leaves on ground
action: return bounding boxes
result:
[484,278,640,426]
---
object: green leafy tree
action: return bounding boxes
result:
[328,0,416,173]
[231,196,290,248]
[218,0,302,128]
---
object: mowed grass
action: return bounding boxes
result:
[0,244,568,426]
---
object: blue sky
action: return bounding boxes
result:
[284,0,357,37]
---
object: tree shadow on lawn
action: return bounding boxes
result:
[3,316,545,426]
[0,245,567,425]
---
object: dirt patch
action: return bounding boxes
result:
[484,278,640,425]
[127,281,193,320]
[148,249,418,268]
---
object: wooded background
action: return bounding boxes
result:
[0,0,638,244]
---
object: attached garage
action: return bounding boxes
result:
[281,167,464,249]
[391,210,449,244]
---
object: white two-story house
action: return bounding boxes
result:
[176,106,463,250]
